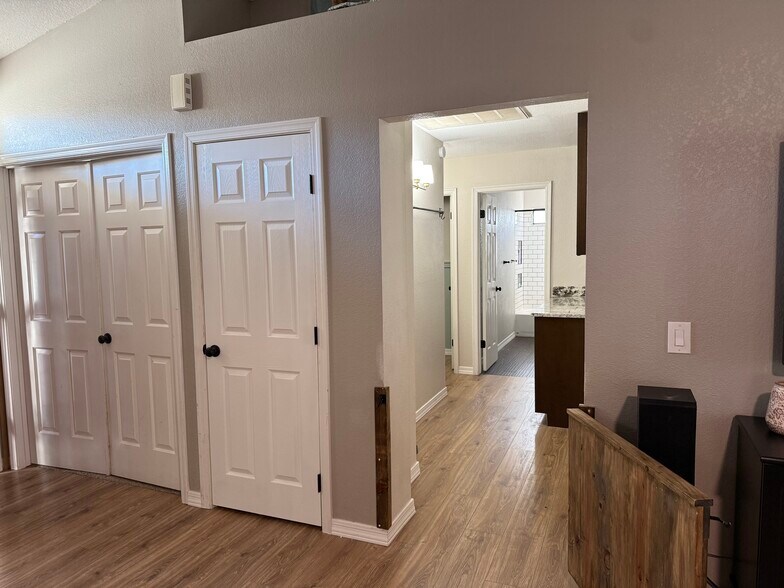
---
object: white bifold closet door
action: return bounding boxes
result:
[15,163,109,473]
[15,153,180,489]
[92,154,179,490]
[196,134,321,525]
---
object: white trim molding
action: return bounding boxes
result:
[498,332,516,352]
[458,366,476,376]
[416,386,448,422]
[0,135,172,168]
[0,167,31,470]
[411,461,421,483]
[445,187,459,375]
[0,136,191,507]
[184,118,333,532]
[185,490,207,508]
[332,498,416,546]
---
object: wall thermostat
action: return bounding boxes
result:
[170,73,193,112]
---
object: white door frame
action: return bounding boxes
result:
[0,135,191,502]
[472,182,552,375]
[445,188,459,373]
[183,118,333,533]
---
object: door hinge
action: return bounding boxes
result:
[480,209,486,219]
[310,174,315,195]
[317,473,321,493]
[416,444,419,455]
[480,340,486,349]
[451,339,454,347]
[314,326,319,345]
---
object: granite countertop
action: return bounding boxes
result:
[530,296,585,319]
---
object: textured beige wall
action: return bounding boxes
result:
[445,146,584,369]
[379,120,415,521]
[412,126,446,412]
[1,6,784,572]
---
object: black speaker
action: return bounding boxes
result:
[637,386,697,484]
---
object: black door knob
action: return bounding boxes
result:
[98,333,112,344]
[496,287,502,292]
[203,344,221,358]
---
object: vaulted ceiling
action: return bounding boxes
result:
[0,0,102,59]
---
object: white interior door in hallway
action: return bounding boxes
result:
[14,153,181,489]
[196,134,322,525]
[481,193,499,371]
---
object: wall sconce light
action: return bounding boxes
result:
[412,160,434,190]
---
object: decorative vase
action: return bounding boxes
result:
[765,382,784,435]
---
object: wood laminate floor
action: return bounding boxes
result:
[0,361,574,587]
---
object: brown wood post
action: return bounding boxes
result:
[375,386,391,530]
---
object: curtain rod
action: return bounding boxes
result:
[413,206,446,219]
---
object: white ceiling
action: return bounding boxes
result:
[415,99,588,159]
[0,0,102,60]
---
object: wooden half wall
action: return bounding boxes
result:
[567,408,712,587]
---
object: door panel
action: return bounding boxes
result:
[481,194,499,371]
[92,153,180,490]
[15,164,109,472]
[197,134,321,526]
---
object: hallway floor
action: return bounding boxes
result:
[0,365,573,587]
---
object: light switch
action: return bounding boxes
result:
[668,322,691,354]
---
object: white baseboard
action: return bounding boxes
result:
[498,332,516,351]
[416,386,448,422]
[445,348,452,356]
[458,366,476,375]
[185,489,207,508]
[331,498,416,546]
[411,461,421,483]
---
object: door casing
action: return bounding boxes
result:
[183,119,332,533]
[471,182,552,375]
[0,135,190,501]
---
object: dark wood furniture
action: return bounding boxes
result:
[568,409,712,588]
[637,386,697,484]
[576,111,587,256]
[732,416,784,588]
[534,316,584,427]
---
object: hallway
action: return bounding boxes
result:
[0,367,572,587]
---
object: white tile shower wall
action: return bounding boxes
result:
[515,211,545,311]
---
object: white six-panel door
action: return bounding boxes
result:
[196,134,321,525]
[15,163,109,473]
[92,153,180,490]
[14,153,179,489]
[481,193,499,371]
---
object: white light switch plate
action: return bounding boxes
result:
[667,322,691,354]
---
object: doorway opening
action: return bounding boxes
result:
[379,94,588,531]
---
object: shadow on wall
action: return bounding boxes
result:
[772,143,784,376]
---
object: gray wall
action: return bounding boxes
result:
[412,126,446,412]
[2,1,784,571]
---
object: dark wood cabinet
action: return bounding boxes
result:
[534,317,584,428]
[732,416,784,588]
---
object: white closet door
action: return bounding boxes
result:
[481,193,499,371]
[15,163,109,473]
[92,153,180,490]
[197,134,321,525]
